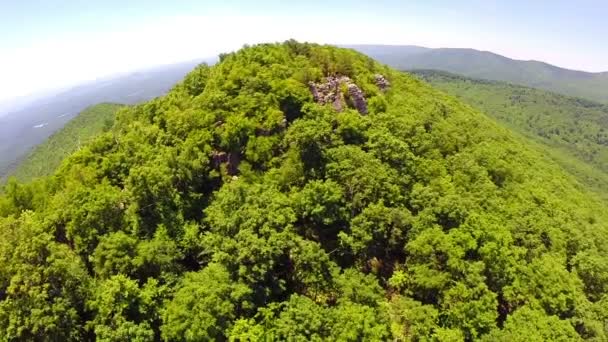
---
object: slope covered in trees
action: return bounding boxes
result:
[413,70,608,198]
[8,103,125,182]
[348,44,608,103]
[1,42,608,341]
[0,59,208,179]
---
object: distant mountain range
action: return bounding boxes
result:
[9,103,124,182]
[347,45,608,103]
[0,59,214,179]
[4,44,607,181]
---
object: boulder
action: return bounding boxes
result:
[374,74,390,92]
[212,150,240,176]
[308,75,367,115]
[347,83,368,115]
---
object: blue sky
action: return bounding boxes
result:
[0,0,607,102]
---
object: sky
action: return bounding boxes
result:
[0,0,607,104]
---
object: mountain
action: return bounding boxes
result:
[8,103,124,182]
[0,59,211,179]
[0,87,70,115]
[413,69,608,198]
[1,42,608,341]
[347,44,608,103]
[345,44,431,66]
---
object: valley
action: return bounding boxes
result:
[0,60,208,179]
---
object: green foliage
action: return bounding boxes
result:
[0,213,90,340]
[0,41,607,340]
[179,63,210,97]
[481,306,581,341]
[93,231,138,278]
[161,263,251,341]
[414,70,608,198]
[229,271,390,342]
[9,103,124,182]
[87,275,162,341]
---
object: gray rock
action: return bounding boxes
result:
[308,75,367,115]
[374,74,390,92]
[212,150,240,176]
[308,82,321,102]
[347,84,368,115]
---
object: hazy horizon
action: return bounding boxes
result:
[1,0,607,104]
[3,5,608,339]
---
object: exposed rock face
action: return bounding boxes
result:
[309,82,322,103]
[212,150,240,176]
[212,151,228,168]
[347,83,367,114]
[227,152,240,176]
[374,74,390,92]
[308,76,367,115]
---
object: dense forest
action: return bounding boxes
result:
[9,103,124,182]
[414,70,608,198]
[1,41,608,341]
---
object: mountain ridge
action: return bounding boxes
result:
[1,41,607,340]
[347,44,608,103]
[346,44,606,74]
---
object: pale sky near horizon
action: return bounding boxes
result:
[0,0,607,103]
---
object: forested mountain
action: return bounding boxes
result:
[9,103,125,182]
[343,44,432,67]
[1,42,608,341]
[413,70,608,198]
[0,59,208,179]
[347,44,608,103]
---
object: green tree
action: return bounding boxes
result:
[86,275,161,341]
[162,264,252,341]
[481,306,580,342]
[0,213,90,340]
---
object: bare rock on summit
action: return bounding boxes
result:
[347,83,368,114]
[308,76,368,115]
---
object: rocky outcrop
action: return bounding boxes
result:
[309,76,347,112]
[308,76,367,115]
[308,74,389,114]
[227,152,240,176]
[374,74,390,92]
[212,151,227,167]
[212,150,240,176]
[347,83,367,114]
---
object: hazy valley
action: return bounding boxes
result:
[0,60,208,179]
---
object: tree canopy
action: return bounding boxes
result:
[1,41,608,341]
[414,69,608,200]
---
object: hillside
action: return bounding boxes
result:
[8,103,125,182]
[0,59,209,179]
[413,70,608,197]
[347,44,608,103]
[1,42,608,341]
